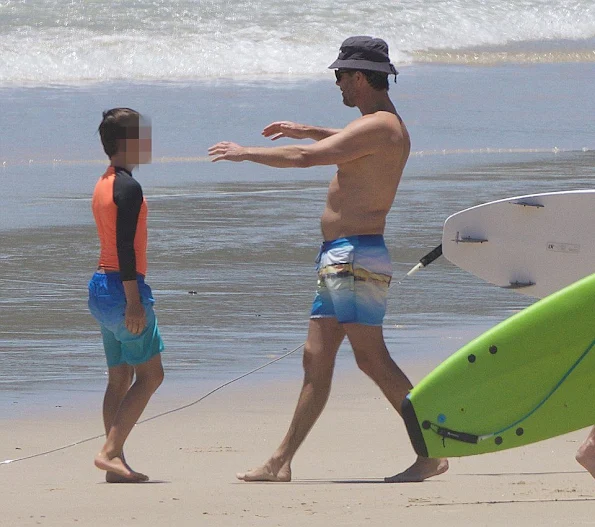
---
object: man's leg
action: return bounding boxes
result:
[344,323,449,482]
[94,354,164,481]
[576,426,595,477]
[237,318,345,482]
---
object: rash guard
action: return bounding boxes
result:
[92,166,148,281]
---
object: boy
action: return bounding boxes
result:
[88,108,164,482]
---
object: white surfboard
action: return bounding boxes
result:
[442,189,595,298]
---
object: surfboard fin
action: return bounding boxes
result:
[454,232,488,244]
[502,281,535,289]
[512,200,544,208]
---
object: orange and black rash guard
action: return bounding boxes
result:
[92,166,148,281]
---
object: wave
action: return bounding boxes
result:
[1,0,593,86]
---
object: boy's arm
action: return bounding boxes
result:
[262,121,342,142]
[114,174,146,335]
[122,281,145,335]
[209,115,395,168]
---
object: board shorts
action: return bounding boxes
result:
[310,235,392,326]
[88,271,164,368]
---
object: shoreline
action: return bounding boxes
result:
[0,320,496,418]
[2,56,595,90]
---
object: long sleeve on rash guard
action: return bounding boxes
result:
[113,169,143,281]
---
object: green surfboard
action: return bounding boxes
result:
[402,272,595,458]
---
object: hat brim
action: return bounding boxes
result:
[328,58,396,75]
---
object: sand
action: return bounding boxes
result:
[1,362,594,527]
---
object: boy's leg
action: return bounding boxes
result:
[102,363,136,483]
[103,363,134,435]
[95,353,164,481]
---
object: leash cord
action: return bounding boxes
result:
[1,247,441,466]
[1,342,305,466]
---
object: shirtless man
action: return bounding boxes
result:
[208,36,448,483]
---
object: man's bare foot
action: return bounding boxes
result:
[95,452,149,482]
[384,457,448,483]
[237,460,291,482]
[576,441,595,478]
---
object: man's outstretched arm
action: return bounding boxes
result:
[209,114,394,168]
[262,121,342,142]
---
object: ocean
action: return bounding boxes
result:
[0,0,594,414]
[1,0,594,85]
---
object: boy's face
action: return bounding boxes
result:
[123,119,152,165]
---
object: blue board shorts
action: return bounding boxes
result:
[88,271,164,368]
[310,235,392,326]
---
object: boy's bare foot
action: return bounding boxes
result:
[95,453,149,482]
[384,457,448,483]
[237,460,291,482]
[105,471,148,483]
[576,441,595,478]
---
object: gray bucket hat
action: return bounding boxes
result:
[328,36,398,77]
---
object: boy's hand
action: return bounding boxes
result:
[125,302,146,335]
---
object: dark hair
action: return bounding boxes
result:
[360,70,389,91]
[98,108,141,158]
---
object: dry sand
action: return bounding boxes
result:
[1,363,594,527]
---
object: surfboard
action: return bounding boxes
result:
[402,272,595,458]
[442,189,595,298]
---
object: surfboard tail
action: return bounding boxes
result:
[401,396,429,458]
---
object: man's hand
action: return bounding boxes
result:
[262,121,311,141]
[208,141,247,162]
[125,302,146,335]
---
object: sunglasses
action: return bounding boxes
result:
[334,69,354,82]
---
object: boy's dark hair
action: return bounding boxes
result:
[360,70,389,91]
[98,108,141,158]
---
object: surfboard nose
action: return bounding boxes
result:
[401,396,429,458]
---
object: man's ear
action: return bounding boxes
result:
[354,71,366,85]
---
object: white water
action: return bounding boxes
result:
[1,0,594,85]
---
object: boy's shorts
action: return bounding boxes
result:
[88,271,164,368]
[310,235,392,326]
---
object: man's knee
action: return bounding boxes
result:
[354,352,375,377]
[302,342,335,378]
[354,349,392,380]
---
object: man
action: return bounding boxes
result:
[209,36,448,483]
[88,108,165,482]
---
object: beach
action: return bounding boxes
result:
[1,65,595,525]
[2,366,595,527]
[2,0,595,523]
[1,63,594,524]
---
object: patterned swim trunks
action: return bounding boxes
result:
[310,235,392,326]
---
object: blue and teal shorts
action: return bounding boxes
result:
[310,235,392,326]
[88,271,164,368]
